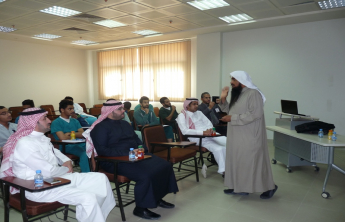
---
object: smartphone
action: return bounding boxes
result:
[44,178,62,185]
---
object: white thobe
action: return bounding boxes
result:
[12,131,116,222]
[176,111,226,174]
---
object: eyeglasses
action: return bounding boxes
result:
[0,111,12,115]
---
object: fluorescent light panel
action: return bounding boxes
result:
[40,6,81,17]
[71,40,98,46]
[133,30,161,36]
[219,14,253,23]
[0,26,16,32]
[33,33,61,40]
[318,0,345,9]
[187,0,229,10]
[0,0,6,3]
[93,19,126,28]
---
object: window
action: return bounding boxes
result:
[98,40,191,102]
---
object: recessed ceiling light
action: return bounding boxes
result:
[219,14,253,23]
[93,19,126,28]
[187,0,229,10]
[133,30,161,36]
[0,26,16,33]
[32,33,62,41]
[318,0,345,9]
[0,0,6,3]
[71,40,98,46]
[40,6,81,17]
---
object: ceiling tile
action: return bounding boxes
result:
[111,2,152,14]
[77,23,109,31]
[0,13,16,22]
[0,21,33,30]
[270,0,316,8]
[171,23,201,30]
[83,0,129,6]
[249,9,284,18]
[21,12,60,22]
[5,17,45,26]
[225,0,262,5]
[136,11,170,19]
[136,0,179,8]
[236,1,277,12]
[177,12,215,22]
[0,5,31,17]
[159,4,198,15]
[115,15,148,25]
[205,6,242,17]
[280,3,320,15]
[52,19,87,27]
[153,16,191,26]
[152,26,179,33]
[11,29,40,36]
[60,1,101,12]
[195,18,227,26]
[88,8,127,18]
[9,0,50,10]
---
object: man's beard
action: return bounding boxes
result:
[229,84,243,109]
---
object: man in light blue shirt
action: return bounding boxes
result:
[0,106,17,162]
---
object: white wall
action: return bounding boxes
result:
[0,39,89,110]
[196,32,222,100]
[221,18,345,138]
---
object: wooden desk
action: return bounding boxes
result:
[267,126,345,198]
[0,177,70,222]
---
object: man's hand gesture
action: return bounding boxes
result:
[62,161,73,173]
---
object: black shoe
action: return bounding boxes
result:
[260,185,278,199]
[158,199,175,208]
[133,207,161,220]
[224,189,249,195]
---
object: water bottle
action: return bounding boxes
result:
[318,129,323,138]
[129,148,136,161]
[332,132,337,141]
[34,170,43,188]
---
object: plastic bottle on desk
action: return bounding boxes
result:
[34,170,43,188]
[137,145,144,160]
[70,131,76,140]
[328,129,333,140]
[332,132,337,141]
[318,129,323,138]
[129,148,136,161]
[212,127,216,136]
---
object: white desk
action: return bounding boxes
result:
[267,126,345,198]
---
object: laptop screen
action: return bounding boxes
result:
[281,100,298,115]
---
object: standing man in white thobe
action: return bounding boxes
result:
[219,70,277,199]
[176,98,227,178]
[0,108,115,222]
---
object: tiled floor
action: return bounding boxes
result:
[1,140,345,222]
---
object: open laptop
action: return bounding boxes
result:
[281,100,305,116]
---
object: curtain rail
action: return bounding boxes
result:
[99,38,191,52]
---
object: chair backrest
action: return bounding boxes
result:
[153,107,159,117]
[89,108,101,117]
[93,104,103,108]
[142,125,168,153]
[40,105,56,115]
[9,106,24,123]
[78,103,88,114]
[127,110,134,122]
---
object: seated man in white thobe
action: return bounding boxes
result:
[176,98,227,178]
[0,108,115,222]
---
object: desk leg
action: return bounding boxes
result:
[19,188,29,222]
[199,138,204,166]
[3,184,10,222]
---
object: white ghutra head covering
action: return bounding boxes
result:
[0,108,47,187]
[83,100,124,158]
[230,70,266,103]
[181,98,199,129]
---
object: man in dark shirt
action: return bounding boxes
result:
[159,97,178,127]
[86,100,178,220]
